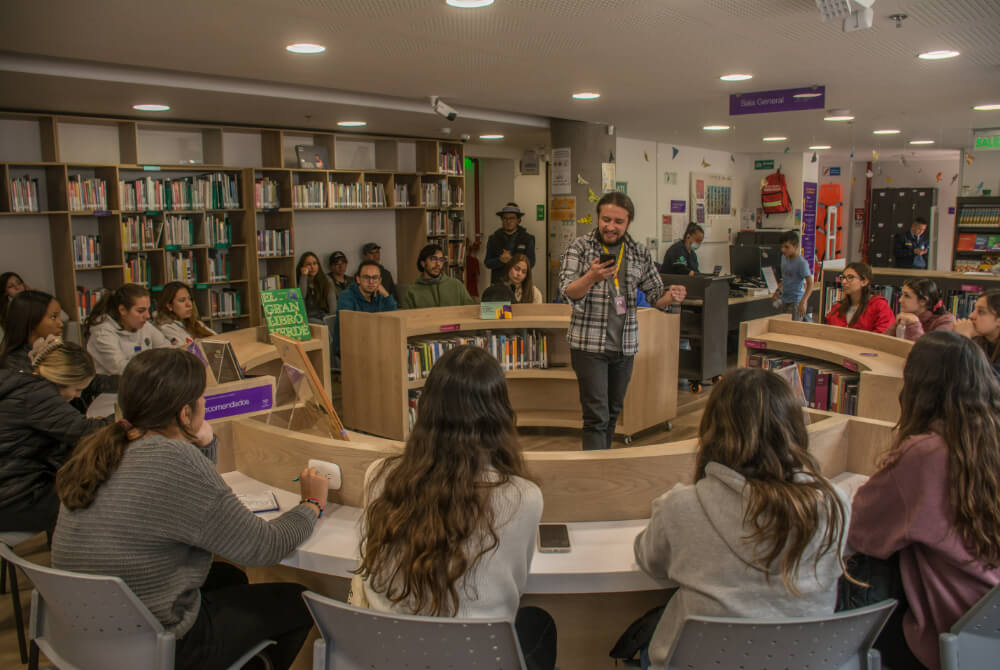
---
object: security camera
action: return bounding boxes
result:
[430,96,458,122]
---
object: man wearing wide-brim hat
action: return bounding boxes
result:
[484,202,536,284]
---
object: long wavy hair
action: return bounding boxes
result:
[503,252,537,304]
[0,289,56,364]
[695,368,851,595]
[154,281,213,339]
[297,252,331,312]
[56,348,207,510]
[835,262,875,326]
[889,331,1000,567]
[357,345,531,616]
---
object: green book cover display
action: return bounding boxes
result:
[261,288,311,341]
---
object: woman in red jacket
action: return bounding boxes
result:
[824,262,894,332]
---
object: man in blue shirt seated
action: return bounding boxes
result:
[894,217,929,269]
[334,260,397,355]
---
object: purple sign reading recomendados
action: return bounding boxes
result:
[730,86,826,116]
[205,384,273,420]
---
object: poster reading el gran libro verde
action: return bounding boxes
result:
[260,289,311,341]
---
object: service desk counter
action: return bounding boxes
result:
[216,411,894,670]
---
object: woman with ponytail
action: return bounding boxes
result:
[631,368,852,669]
[888,277,956,341]
[824,262,894,332]
[0,335,107,534]
[84,283,170,375]
[53,348,329,670]
[848,332,1000,668]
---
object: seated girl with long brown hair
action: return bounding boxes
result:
[53,348,330,670]
[847,331,1000,669]
[503,252,543,304]
[631,368,851,669]
[356,345,556,670]
[154,281,215,347]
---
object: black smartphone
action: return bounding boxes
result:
[537,524,571,553]
[598,253,616,266]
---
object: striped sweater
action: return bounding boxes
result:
[52,433,316,636]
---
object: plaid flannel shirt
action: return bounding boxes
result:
[558,230,665,355]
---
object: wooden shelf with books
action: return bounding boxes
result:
[340,304,679,443]
[952,196,1000,273]
[738,315,910,423]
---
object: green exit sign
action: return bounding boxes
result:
[974,132,1000,151]
[755,159,775,170]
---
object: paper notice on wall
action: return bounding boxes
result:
[601,163,616,193]
[662,215,672,241]
[552,148,571,194]
[551,195,577,257]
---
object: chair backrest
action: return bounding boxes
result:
[940,583,1000,670]
[0,543,174,670]
[302,590,526,670]
[666,600,896,670]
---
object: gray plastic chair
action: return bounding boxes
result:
[0,543,274,670]
[1,530,38,665]
[302,590,526,670]
[940,583,1000,670]
[665,599,896,670]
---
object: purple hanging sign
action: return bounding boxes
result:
[670,199,686,213]
[205,384,273,420]
[801,182,818,273]
[730,86,826,116]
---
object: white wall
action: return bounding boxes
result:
[290,210,398,278]
[961,149,1000,197]
[0,216,54,294]
[741,151,806,232]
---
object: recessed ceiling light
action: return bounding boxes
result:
[809,145,832,150]
[702,125,731,131]
[572,92,601,100]
[445,0,494,6]
[918,49,959,60]
[973,103,1000,111]
[286,43,326,54]
[824,115,855,122]
[479,134,504,140]
[762,136,787,142]
[873,129,901,135]
[909,139,935,145]
[720,73,753,82]
[132,104,170,112]
[337,121,366,127]
[793,92,823,99]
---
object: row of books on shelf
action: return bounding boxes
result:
[68,175,109,211]
[446,240,467,265]
[823,284,986,320]
[209,288,242,318]
[124,254,150,285]
[208,250,231,281]
[166,250,197,284]
[956,233,1000,251]
[420,183,464,208]
[439,150,464,175]
[76,287,111,319]
[73,235,102,268]
[746,354,861,415]
[407,330,550,381]
[118,173,240,211]
[259,274,290,291]
[291,181,387,208]
[394,184,410,207]
[123,213,234,250]
[408,389,422,431]
[954,258,999,273]
[957,207,1000,227]
[425,211,464,237]
[257,229,293,257]
[255,177,280,209]
[9,176,40,212]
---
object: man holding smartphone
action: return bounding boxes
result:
[559,192,687,450]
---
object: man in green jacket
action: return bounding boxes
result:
[402,244,476,309]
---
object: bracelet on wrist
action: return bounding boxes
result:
[300,497,324,518]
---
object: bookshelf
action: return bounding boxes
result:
[952,196,1000,272]
[339,304,679,443]
[819,267,1000,321]
[738,315,909,422]
[0,111,468,329]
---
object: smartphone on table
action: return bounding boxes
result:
[537,524,571,553]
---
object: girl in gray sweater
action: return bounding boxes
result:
[53,348,329,670]
[633,368,852,669]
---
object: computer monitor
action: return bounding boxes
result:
[729,245,762,281]
[758,245,783,281]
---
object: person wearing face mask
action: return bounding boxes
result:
[84,283,171,375]
[559,192,687,451]
[662,223,704,276]
[0,335,108,535]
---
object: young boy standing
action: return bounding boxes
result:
[774,230,814,322]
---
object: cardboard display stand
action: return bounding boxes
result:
[270,333,349,441]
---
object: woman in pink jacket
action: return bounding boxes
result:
[848,331,1000,669]
[887,278,956,341]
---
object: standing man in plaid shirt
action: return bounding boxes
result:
[559,192,687,450]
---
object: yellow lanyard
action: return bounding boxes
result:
[601,242,625,295]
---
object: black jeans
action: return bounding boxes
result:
[174,562,314,670]
[0,486,60,538]
[570,349,635,450]
[516,606,558,670]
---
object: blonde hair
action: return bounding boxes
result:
[30,335,96,388]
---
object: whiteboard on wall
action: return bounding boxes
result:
[690,172,734,243]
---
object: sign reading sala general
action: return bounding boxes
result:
[261,288,311,341]
[974,131,1000,152]
[730,86,826,116]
